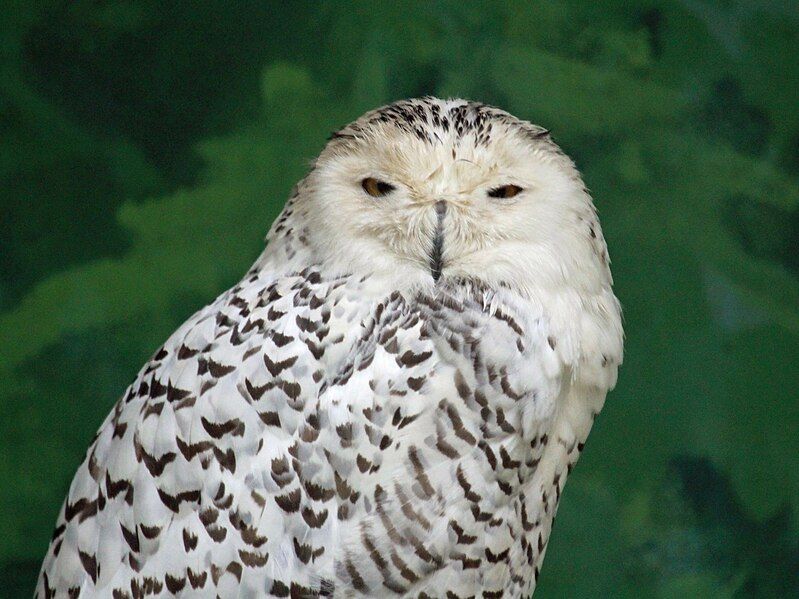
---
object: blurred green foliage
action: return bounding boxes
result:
[1,1,798,596]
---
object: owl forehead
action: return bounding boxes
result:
[330,98,538,189]
[344,97,533,150]
[359,98,502,143]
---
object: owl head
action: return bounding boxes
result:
[267,97,613,299]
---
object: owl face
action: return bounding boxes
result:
[298,98,611,297]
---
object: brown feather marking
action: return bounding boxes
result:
[201,416,245,439]
[275,488,301,513]
[164,573,186,593]
[78,550,97,583]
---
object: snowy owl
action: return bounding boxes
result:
[37,97,623,598]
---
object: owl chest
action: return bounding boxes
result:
[364,296,564,450]
[319,298,564,593]
[332,293,565,469]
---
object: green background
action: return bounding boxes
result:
[1,1,798,596]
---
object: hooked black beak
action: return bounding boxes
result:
[430,200,446,283]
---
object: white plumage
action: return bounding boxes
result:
[37,97,622,598]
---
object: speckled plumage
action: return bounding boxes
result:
[38,97,623,598]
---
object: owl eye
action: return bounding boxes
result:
[361,178,395,198]
[487,184,523,199]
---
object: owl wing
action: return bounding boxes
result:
[517,291,623,582]
[36,266,371,597]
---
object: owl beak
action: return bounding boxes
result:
[430,200,447,283]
